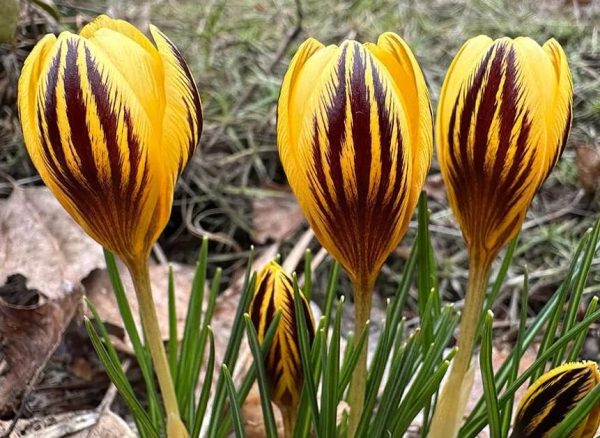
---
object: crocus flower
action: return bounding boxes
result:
[18,16,202,436]
[277,33,432,290]
[513,362,600,438]
[431,36,573,437]
[277,34,432,430]
[18,15,202,266]
[437,35,572,264]
[249,261,315,435]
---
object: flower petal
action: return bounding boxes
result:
[80,15,165,125]
[150,24,202,179]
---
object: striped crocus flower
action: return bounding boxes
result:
[437,36,573,264]
[277,34,432,431]
[249,261,315,414]
[18,15,202,266]
[277,33,432,291]
[512,362,600,438]
[431,36,573,438]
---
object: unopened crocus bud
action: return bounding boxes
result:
[437,36,573,263]
[249,261,315,411]
[18,15,202,266]
[277,33,432,288]
[513,361,600,438]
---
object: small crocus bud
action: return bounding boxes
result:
[18,15,202,266]
[512,361,600,438]
[437,36,573,262]
[277,33,432,288]
[249,261,315,411]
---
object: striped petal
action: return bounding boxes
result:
[150,25,203,179]
[512,362,600,438]
[437,36,573,260]
[249,261,315,410]
[278,35,432,286]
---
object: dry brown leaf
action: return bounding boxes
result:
[0,187,104,414]
[84,261,198,352]
[575,145,600,194]
[252,187,304,244]
[0,410,134,437]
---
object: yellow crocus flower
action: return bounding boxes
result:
[18,16,202,437]
[513,362,600,438]
[277,34,433,432]
[249,261,315,436]
[431,36,573,438]
[18,15,202,266]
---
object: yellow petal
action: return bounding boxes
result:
[80,15,165,126]
[513,361,600,438]
[149,24,202,180]
[367,32,433,237]
[541,38,573,180]
[18,33,57,176]
[249,261,315,410]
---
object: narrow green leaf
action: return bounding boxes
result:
[480,311,501,438]
[103,250,163,430]
[192,328,215,438]
[293,276,320,435]
[222,365,246,438]
[501,269,529,436]
[244,315,278,438]
[167,265,178,378]
[207,269,256,437]
[84,317,158,437]
[321,298,343,437]
[304,249,312,300]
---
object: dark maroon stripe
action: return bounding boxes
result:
[64,40,100,191]
[308,45,357,268]
[472,43,505,175]
[349,44,373,275]
[250,275,269,336]
[84,45,122,199]
[490,46,520,186]
[41,45,98,225]
[367,56,406,270]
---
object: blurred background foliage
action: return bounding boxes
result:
[1,0,600,342]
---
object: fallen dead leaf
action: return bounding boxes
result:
[0,409,134,437]
[0,187,104,415]
[84,261,198,352]
[251,187,304,244]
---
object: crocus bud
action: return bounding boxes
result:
[512,361,600,438]
[249,261,315,410]
[18,15,202,265]
[437,36,572,261]
[277,33,432,287]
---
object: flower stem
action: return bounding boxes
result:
[281,407,297,438]
[428,249,491,438]
[348,279,373,437]
[128,259,188,438]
